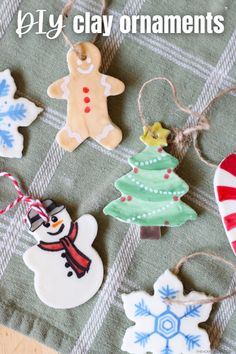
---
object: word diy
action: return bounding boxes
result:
[16,10,113,39]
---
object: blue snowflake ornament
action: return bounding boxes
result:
[122,270,212,354]
[0,69,43,158]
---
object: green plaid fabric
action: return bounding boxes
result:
[0,0,236,353]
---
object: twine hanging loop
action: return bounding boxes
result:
[61,0,107,60]
[0,172,49,224]
[166,251,236,306]
[138,77,236,167]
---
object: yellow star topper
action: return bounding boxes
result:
[140,122,170,147]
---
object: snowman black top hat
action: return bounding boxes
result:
[27,199,65,232]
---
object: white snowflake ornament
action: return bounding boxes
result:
[122,270,212,354]
[0,69,43,158]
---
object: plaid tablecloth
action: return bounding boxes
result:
[0,0,236,353]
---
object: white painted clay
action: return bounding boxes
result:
[0,69,43,158]
[23,200,103,309]
[214,153,236,255]
[122,270,212,354]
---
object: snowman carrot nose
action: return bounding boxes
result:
[52,219,63,228]
[0,172,49,223]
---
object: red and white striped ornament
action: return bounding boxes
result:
[214,154,236,255]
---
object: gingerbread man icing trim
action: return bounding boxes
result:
[47,42,125,152]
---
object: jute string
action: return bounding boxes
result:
[138,77,236,167]
[61,0,107,60]
[166,252,236,305]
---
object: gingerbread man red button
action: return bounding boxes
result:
[47,42,125,152]
[84,107,91,113]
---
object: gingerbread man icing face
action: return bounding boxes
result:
[47,42,125,152]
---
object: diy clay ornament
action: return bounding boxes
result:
[0,69,43,158]
[122,270,212,354]
[104,122,197,239]
[47,42,125,152]
[23,199,103,309]
[214,153,236,255]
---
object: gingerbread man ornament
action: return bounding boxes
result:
[47,42,125,152]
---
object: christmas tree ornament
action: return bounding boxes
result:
[104,122,197,240]
[47,0,125,152]
[121,251,236,354]
[0,69,43,158]
[0,172,103,309]
[214,153,236,255]
[104,78,197,240]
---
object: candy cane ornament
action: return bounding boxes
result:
[214,154,236,255]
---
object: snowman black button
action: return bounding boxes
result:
[61,252,66,258]
[67,271,73,277]
[65,262,70,268]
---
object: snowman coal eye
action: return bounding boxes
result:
[51,216,58,222]
[43,222,50,228]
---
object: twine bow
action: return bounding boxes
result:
[0,172,49,224]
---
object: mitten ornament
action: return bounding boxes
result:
[47,42,125,152]
[0,69,43,158]
[0,173,103,309]
[214,153,236,256]
[104,122,197,240]
[122,269,212,354]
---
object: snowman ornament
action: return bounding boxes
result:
[23,199,103,309]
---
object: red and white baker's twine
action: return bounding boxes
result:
[0,172,49,223]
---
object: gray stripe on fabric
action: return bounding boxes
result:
[71,225,140,354]
[179,29,236,160]
[71,28,236,354]
[180,30,236,350]
[209,272,236,350]
[0,0,22,39]
[0,0,129,279]
[0,141,65,278]
[70,0,147,352]
[129,33,236,92]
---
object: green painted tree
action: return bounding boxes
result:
[103,122,197,239]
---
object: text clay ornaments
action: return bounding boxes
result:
[122,251,236,354]
[0,69,43,158]
[0,172,103,309]
[214,153,236,255]
[47,2,125,152]
[104,78,197,240]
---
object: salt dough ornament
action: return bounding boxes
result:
[122,269,212,354]
[0,69,43,158]
[47,42,125,152]
[214,153,236,255]
[23,199,103,309]
[104,122,197,240]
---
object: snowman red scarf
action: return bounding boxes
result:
[38,223,91,278]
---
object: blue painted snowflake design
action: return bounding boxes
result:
[0,103,27,121]
[122,270,212,354]
[0,79,10,97]
[0,69,42,158]
[0,130,14,148]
